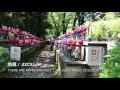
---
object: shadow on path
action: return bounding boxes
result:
[17,45,56,78]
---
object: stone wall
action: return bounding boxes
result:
[56,51,100,78]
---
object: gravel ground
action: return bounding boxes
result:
[16,45,56,78]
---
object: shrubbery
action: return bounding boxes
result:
[99,42,120,78]
[92,19,120,40]
[0,47,10,72]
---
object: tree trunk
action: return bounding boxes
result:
[81,12,85,24]
[51,12,59,36]
[0,12,4,25]
[76,12,81,26]
[62,12,66,34]
[72,13,77,30]
[76,12,85,26]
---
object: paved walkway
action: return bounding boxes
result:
[17,45,56,78]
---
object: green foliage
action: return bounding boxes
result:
[103,12,120,20]
[99,42,120,78]
[87,12,120,40]
[0,47,10,72]
[84,12,105,21]
[0,12,52,38]
[92,19,120,40]
[47,12,75,37]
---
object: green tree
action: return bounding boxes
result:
[48,12,74,37]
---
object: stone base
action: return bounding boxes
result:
[56,52,100,78]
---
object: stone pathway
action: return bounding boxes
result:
[17,45,56,78]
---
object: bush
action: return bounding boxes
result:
[92,19,120,40]
[103,12,119,20]
[99,42,120,78]
[0,47,10,72]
